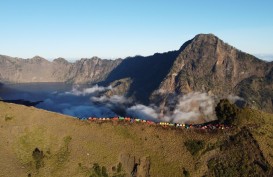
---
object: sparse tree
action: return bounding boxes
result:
[92,163,101,176]
[215,99,239,125]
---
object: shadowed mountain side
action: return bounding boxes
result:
[102,40,193,104]
[235,67,273,112]
[267,63,273,80]
[0,82,3,96]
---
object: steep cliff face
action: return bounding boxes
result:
[0,55,121,84]
[0,34,272,112]
[51,57,72,82]
[234,67,273,112]
[156,34,269,95]
[102,51,181,103]
[150,34,273,112]
[0,55,55,83]
[65,57,122,84]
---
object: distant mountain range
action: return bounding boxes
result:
[0,34,272,112]
[0,55,121,84]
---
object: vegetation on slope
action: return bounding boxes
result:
[0,102,273,177]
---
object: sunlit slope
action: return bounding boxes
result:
[0,102,272,177]
[236,108,273,166]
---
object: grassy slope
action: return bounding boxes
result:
[237,108,273,167]
[0,102,272,177]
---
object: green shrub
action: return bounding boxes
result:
[90,163,109,177]
[32,148,44,170]
[215,99,239,125]
[111,162,126,177]
[184,140,205,156]
[93,163,101,176]
[101,166,108,177]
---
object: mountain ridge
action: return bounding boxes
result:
[0,33,272,112]
[150,34,273,112]
[0,54,122,84]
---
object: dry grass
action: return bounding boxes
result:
[0,102,272,177]
[237,108,273,167]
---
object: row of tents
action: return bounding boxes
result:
[85,116,230,130]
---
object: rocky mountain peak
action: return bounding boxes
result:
[91,56,101,60]
[152,33,272,112]
[30,56,48,63]
[187,33,227,51]
[0,34,272,112]
[31,55,45,60]
[193,33,218,40]
[53,57,69,64]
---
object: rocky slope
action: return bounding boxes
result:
[102,34,273,112]
[0,55,121,84]
[157,34,270,94]
[101,50,183,104]
[0,33,272,112]
[150,34,273,112]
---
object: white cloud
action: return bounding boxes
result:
[169,92,216,123]
[126,104,159,121]
[65,84,112,96]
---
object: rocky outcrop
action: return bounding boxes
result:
[0,55,121,84]
[65,57,122,84]
[0,55,54,83]
[105,78,133,97]
[234,68,273,112]
[119,153,150,177]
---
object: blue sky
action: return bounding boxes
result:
[0,0,273,60]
